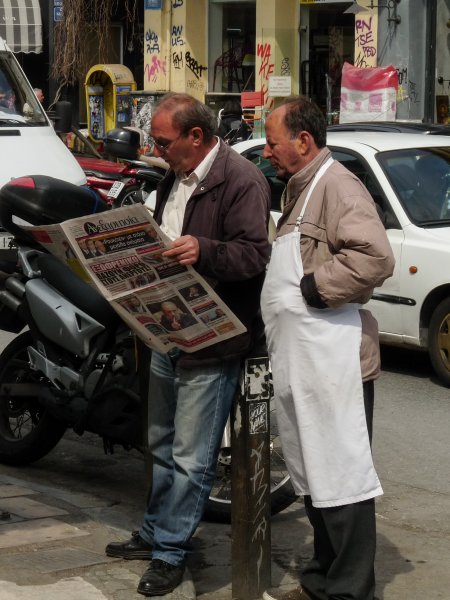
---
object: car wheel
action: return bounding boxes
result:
[429,297,450,386]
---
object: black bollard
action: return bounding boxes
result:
[231,355,272,600]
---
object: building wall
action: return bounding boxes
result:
[255,0,299,109]
[143,0,207,100]
[377,0,427,121]
[143,0,299,108]
[140,0,446,124]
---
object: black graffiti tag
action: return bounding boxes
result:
[185,51,207,80]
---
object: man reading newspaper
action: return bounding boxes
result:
[105,92,271,597]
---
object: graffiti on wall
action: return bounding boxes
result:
[354,16,377,68]
[257,43,275,109]
[172,24,185,46]
[143,5,207,96]
[144,55,167,83]
[145,29,160,54]
[395,67,420,106]
[185,51,207,80]
[281,57,290,76]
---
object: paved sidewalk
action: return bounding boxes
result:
[0,472,241,600]
[1,470,450,599]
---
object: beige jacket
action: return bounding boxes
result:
[277,147,395,381]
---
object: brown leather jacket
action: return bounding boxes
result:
[277,147,395,380]
[154,140,271,367]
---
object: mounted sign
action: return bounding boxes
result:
[144,0,162,8]
[268,76,292,97]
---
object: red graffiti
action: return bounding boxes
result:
[144,55,167,83]
[257,43,274,81]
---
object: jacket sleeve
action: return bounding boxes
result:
[195,168,271,282]
[305,174,395,308]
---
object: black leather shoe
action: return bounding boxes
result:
[105,530,152,560]
[137,559,185,596]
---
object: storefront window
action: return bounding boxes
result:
[208,0,256,94]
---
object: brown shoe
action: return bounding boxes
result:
[263,586,311,600]
[105,530,152,560]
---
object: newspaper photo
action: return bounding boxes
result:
[21,205,247,354]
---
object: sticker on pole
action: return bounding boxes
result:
[249,401,268,435]
[244,357,270,401]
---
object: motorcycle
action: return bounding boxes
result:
[77,154,167,209]
[0,174,295,522]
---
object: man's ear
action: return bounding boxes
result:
[296,131,314,155]
[191,126,203,146]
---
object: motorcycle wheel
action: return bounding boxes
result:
[0,332,67,465]
[112,184,153,209]
[204,394,297,523]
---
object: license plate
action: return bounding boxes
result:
[0,234,14,249]
[107,181,125,199]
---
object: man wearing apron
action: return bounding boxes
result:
[261,97,395,600]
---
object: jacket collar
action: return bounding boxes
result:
[158,140,229,195]
[283,147,331,216]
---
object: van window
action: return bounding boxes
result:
[0,49,46,126]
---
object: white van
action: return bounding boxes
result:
[0,37,86,256]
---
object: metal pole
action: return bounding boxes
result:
[231,356,272,600]
[423,0,437,123]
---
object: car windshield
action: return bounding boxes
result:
[0,51,47,126]
[378,147,450,226]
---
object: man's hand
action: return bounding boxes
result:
[162,235,200,265]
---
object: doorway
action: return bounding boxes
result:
[300,3,355,121]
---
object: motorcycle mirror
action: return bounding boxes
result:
[53,101,73,134]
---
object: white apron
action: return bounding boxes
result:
[261,158,382,508]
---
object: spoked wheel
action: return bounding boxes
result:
[0,332,66,465]
[112,184,148,208]
[204,392,296,523]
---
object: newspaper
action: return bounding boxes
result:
[21,205,247,354]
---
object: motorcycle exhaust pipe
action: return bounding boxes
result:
[0,290,22,313]
[5,277,26,298]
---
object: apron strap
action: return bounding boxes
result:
[295,156,334,231]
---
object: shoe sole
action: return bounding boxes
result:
[137,583,180,596]
[106,550,152,560]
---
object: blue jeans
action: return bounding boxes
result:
[139,350,240,566]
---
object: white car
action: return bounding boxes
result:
[233,132,450,386]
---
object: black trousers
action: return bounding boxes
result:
[301,381,377,600]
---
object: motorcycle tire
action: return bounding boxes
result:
[0,332,67,465]
[204,395,297,523]
[112,184,145,209]
[112,184,152,209]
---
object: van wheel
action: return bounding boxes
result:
[429,298,450,387]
